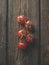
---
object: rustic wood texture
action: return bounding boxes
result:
[1,0,49,65]
[41,0,49,65]
[7,0,20,65]
[0,0,6,65]
[7,0,40,65]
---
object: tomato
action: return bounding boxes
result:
[25,20,33,31]
[26,34,35,43]
[18,41,27,49]
[17,29,27,38]
[16,15,25,25]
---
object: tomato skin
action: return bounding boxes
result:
[25,20,33,30]
[26,34,34,43]
[16,15,25,25]
[17,30,22,38]
[26,35,31,42]
[17,29,27,38]
[18,42,27,49]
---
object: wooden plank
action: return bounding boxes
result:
[41,0,49,65]
[8,0,39,65]
[29,0,40,64]
[19,0,40,65]
[7,0,20,65]
[0,0,6,65]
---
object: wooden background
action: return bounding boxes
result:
[0,0,49,65]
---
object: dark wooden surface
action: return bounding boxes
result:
[7,0,39,65]
[41,0,49,65]
[0,0,6,65]
[1,0,49,65]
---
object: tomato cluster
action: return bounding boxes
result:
[16,15,35,49]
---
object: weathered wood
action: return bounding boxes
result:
[7,0,20,65]
[7,0,39,65]
[0,0,6,65]
[41,0,49,65]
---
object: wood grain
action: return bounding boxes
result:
[7,0,39,65]
[0,0,6,65]
[7,0,20,65]
[41,0,49,65]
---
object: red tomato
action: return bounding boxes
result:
[16,15,25,25]
[26,34,35,43]
[18,42,27,49]
[25,20,33,30]
[17,29,27,38]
